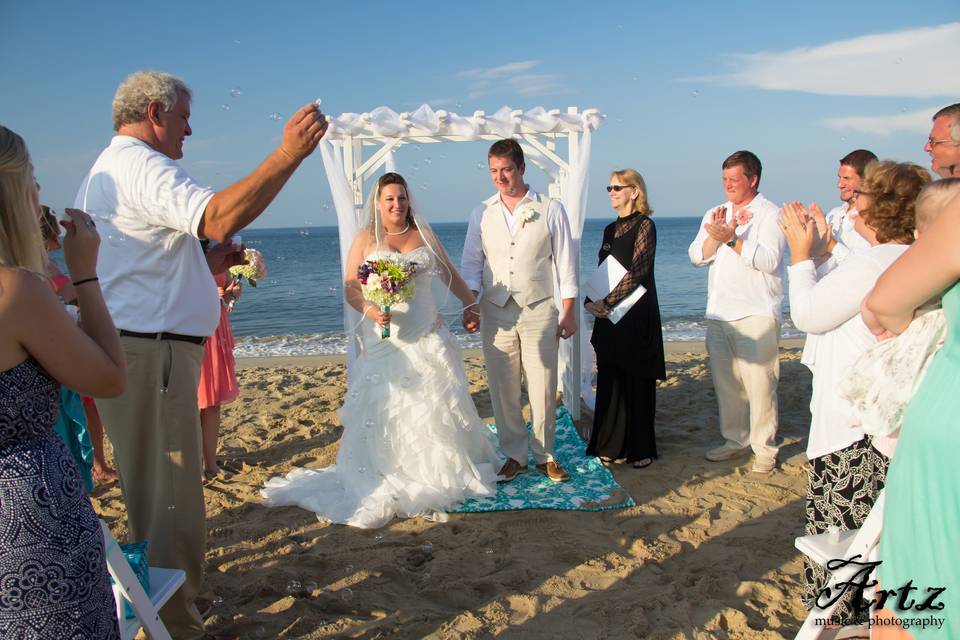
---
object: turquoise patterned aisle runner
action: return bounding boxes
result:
[452,406,636,513]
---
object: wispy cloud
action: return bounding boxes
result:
[456,60,540,80]
[510,74,568,96]
[822,106,938,136]
[692,23,960,98]
[456,60,568,100]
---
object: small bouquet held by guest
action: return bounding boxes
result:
[357,257,418,338]
[227,247,267,312]
[229,247,268,287]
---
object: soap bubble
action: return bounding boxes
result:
[220,104,231,111]
[691,90,700,98]
[345,564,354,573]
[341,588,354,601]
[230,87,243,98]
[373,533,384,542]
[269,112,282,122]
[254,626,267,638]
[286,579,302,594]
[364,419,375,428]
[421,542,434,555]
[314,98,323,108]
[212,595,224,607]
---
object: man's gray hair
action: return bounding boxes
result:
[933,103,960,144]
[112,70,192,131]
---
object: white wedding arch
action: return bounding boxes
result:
[319,104,604,419]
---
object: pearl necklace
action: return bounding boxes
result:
[384,223,410,236]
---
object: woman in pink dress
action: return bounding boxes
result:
[197,271,240,478]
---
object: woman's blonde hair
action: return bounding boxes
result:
[0,126,46,274]
[610,168,653,215]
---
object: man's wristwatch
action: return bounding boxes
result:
[726,237,737,248]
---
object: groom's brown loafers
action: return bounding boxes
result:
[497,459,528,483]
[536,461,570,483]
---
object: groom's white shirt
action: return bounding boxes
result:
[461,187,578,300]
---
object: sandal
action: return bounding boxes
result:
[632,458,653,469]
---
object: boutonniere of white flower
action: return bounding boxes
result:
[519,207,540,229]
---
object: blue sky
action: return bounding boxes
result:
[3,1,958,227]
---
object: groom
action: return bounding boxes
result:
[461,138,578,483]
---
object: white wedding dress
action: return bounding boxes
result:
[261,246,501,528]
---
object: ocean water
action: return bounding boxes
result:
[227,217,801,357]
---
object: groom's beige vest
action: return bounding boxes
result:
[480,192,555,308]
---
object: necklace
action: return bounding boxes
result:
[385,223,410,236]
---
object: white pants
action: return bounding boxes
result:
[705,316,780,459]
[481,296,559,465]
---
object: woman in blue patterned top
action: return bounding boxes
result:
[0,125,126,638]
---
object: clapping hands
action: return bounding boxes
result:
[703,206,735,244]
[777,201,833,265]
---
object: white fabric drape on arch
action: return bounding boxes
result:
[319,105,602,407]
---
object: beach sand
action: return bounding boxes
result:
[93,340,813,639]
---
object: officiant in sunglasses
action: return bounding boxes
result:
[583,169,665,470]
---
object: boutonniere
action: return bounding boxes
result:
[519,207,539,229]
[734,208,753,228]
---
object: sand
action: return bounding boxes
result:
[92,341,814,639]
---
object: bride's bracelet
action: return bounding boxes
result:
[463,302,480,314]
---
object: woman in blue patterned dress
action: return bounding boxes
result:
[0,126,126,638]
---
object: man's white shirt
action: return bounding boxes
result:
[687,193,786,323]
[74,135,220,337]
[461,187,578,300]
[827,202,871,260]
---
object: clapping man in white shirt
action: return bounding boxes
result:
[75,70,327,639]
[826,149,877,258]
[687,150,786,474]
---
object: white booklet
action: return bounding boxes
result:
[584,255,646,324]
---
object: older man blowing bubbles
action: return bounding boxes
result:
[76,70,326,639]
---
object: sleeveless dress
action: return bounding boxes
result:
[197,272,239,409]
[0,359,119,639]
[261,246,501,528]
[878,281,960,638]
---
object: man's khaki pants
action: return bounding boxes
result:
[481,296,559,465]
[97,336,206,639]
[705,316,780,460]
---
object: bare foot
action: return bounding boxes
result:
[92,464,118,483]
[203,465,223,483]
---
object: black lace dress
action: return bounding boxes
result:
[585,213,665,463]
[0,359,119,639]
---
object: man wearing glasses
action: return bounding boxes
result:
[687,150,786,474]
[927,103,960,178]
[826,149,877,258]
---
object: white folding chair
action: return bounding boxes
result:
[794,491,886,640]
[100,520,186,640]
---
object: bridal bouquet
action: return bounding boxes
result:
[357,257,418,338]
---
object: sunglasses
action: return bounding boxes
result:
[606,185,633,193]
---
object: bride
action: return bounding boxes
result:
[261,172,502,528]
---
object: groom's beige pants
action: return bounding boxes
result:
[481,296,559,465]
